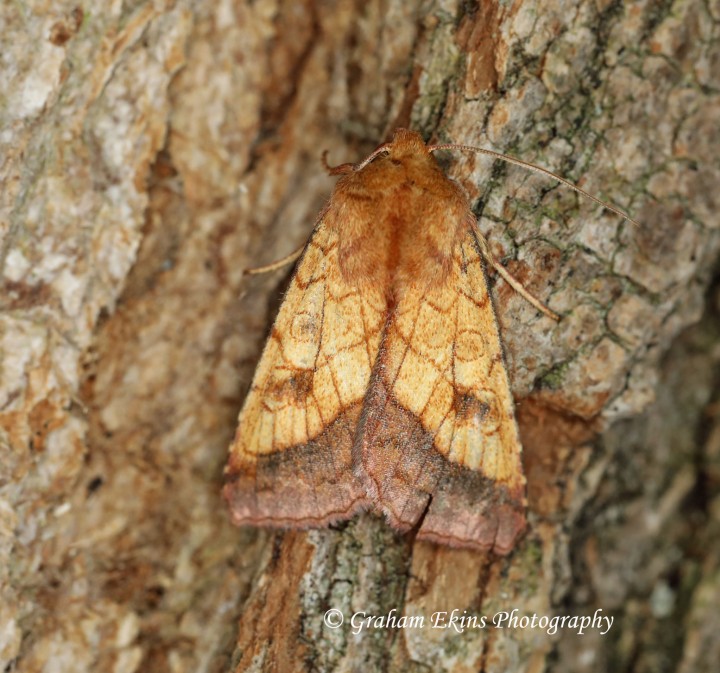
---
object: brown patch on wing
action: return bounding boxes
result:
[354,227,525,554]
[354,376,524,554]
[225,402,369,527]
[225,217,385,527]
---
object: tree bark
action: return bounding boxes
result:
[1,1,718,672]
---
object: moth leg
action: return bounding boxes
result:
[474,229,560,321]
[243,244,305,276]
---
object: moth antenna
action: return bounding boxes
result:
[243,244,305,276]
[322,141,392,175]
[354,142,391,171]
[321,150,354,175]
[429,143,640,228]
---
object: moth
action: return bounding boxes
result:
[224,129,634,554]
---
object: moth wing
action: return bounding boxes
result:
[224,217,386,528]
[356,226,525,554]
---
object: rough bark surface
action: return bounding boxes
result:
[0,1,718,672]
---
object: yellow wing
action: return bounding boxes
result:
[356,227,526,553]
[224,218,386,527]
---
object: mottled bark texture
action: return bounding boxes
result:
[0,1,718,672]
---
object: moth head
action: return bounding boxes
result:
[351,128,431,172]
[388,128,430,159]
